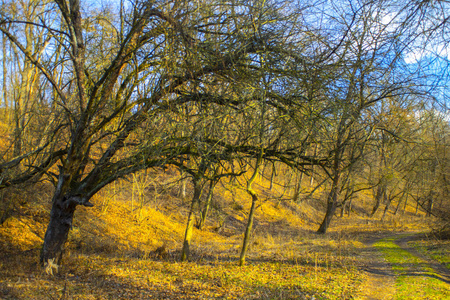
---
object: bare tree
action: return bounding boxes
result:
[1,0,307,273]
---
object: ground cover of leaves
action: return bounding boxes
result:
[0,238,366,299]
[1,177,447,299]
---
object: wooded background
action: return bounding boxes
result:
[0,0,449,275]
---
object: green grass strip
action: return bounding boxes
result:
[411,240,450,270]
[374,237,450,300]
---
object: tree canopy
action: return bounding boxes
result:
[0,0,448,274]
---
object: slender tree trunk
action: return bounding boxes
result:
[340,183,352,217]
[347,198,352,217]
[239,192,257,266]
[239,151,263,266]
[381,192,390,221]
[179,177,187,199]
[293,172,303,202]
[198,180,216,230]
[269,164,276,191]
[2,33,8,118]
[317,160,340,234]
[310,144,318,187]
[402,194,408,214]
[371,140,386,217]
[370,185,384,217]
[426,194,433,217]
[394,192,406,215]
[13,97,22,157]
[181,178,202,262]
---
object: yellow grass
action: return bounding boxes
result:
[0,168,446,299]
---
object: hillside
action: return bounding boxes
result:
[1,168,448,299]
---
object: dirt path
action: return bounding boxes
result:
[358,233,450,300]
[395,235,450,285]
[358,236,397,300]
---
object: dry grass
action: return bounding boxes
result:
[0,169,446,299]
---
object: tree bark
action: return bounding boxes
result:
[181,178,202,261]
[317,189,338,234]
[381,192,391,221]
[239,192,257,266]
[317,152,341,234]
[40,194,77,275]
[347,198,353,217]
[269,164,276,191]
[370,184,385,217]
[40,166,94,275]
[239,151,262,266]
[426,193,433,217]
[293,172,303,202]
[2,32,8,118]
[198,180,216,230]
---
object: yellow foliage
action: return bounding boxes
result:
[0,216,44,251]
[0,164,441,299]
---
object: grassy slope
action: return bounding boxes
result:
[0,168,447,299]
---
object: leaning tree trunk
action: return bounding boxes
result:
[381,192,391,221]
[40,170,93,275]
[317,192,338,234]
[317,173,340,234]
[181,178,202,262]
[198,180,216,230]
[239,192,257,266]
[370,184,385,217]
[239,150,262,266]
[41,193,93,274]
[40,194,77,275]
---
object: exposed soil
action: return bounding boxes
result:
[395,235,450,285]
[358,235,397,300]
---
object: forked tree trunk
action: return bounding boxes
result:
[402,194,409,214]
[394,192,406,215]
